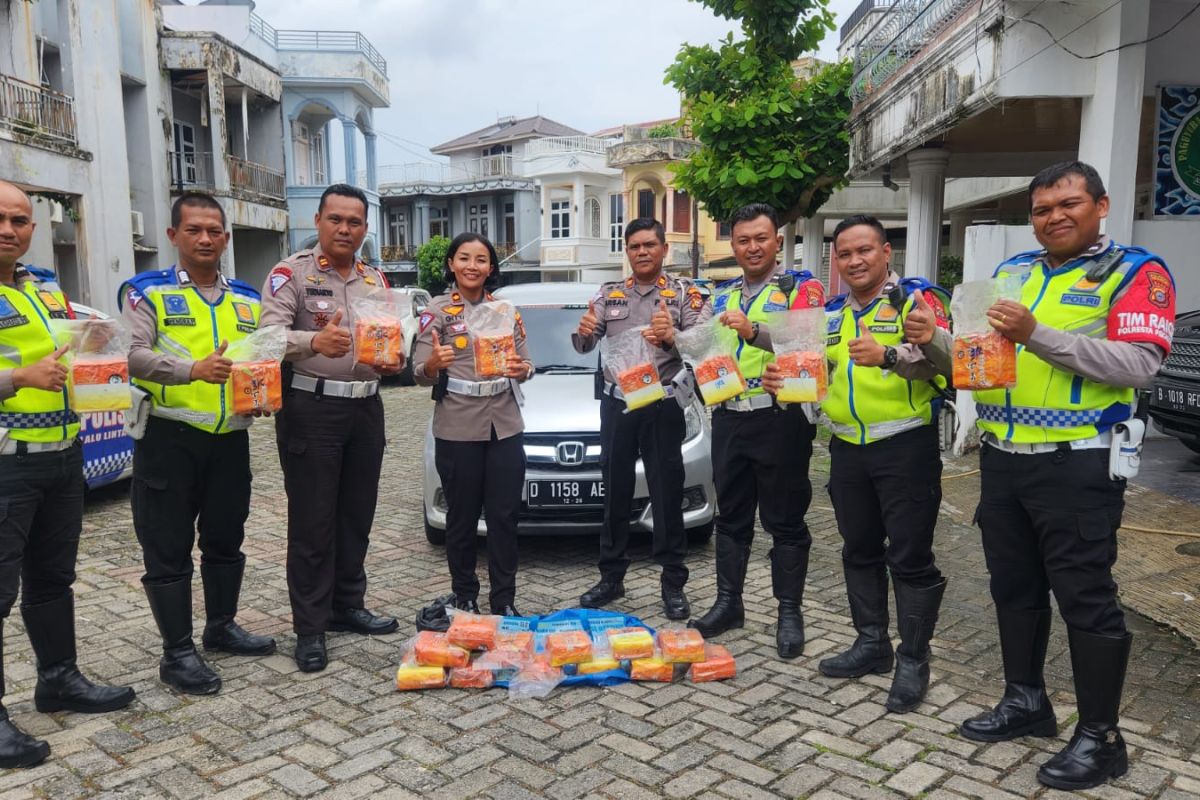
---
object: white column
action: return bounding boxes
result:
[364,132,378,191]
[342,119,358,186]
[240,87,249,160]
[540,182,551,238]
[904,148,950,279]
[949,211,970,259]
[207,67,229,191]
[802,214,824,276]
[781,221,795,270]
[572,177,585,239]
[1077,0,1149,244]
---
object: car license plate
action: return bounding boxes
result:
[1153,384,1200,414]
[526,479,605,507]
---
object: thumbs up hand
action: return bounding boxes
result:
[645,298,675,346]
[312,308,352,358]
[13,344,70,392]
[423,328,456,377]
[191,339,233,384]
[848,318,887,367]
[577,301,600,338]
[903,291,939,345]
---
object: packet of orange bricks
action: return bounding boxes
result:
[606,627,654,661]
[410,631,470,668]
[689,643,737,683]
[767,307,829,403]
[448,665,494,689]
[630,657,675,682]
[576,657,624,676]
[545,630,593,667]
[224,325,287,415]
[657,628,706,663]
[395,665,447,691]
[675,320,747,405]
[950,276,1022,390]
[51,319,133,412]
[493,631,535,661]
[604,327,665,410]
[446,612,500,651]
[351,292,407,369]
[467,300,519,378]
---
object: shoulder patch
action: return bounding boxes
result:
[419,311,435,333]
[268,265,293,296]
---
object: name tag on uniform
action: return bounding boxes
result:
[305,287,334,297]
[1060,293,1101,307]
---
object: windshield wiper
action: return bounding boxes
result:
[535,364,595,374]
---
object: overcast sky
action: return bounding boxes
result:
[239,0,862,166]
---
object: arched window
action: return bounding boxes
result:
[585,197,602,239]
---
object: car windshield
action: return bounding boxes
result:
[516,304,598,372]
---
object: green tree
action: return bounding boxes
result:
[664,0,852,226]
[416,236,451,295]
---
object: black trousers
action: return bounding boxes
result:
[133,417,250,585]
[977,444,1126,636]
[712,404,814,548]
[434,431,524,610]
[276,390,384,635]
[0,443,83,617]
[598,394,687,586]
[827,425,943,586]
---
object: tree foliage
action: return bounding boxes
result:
[416,236,451,295]
[665,0,852,226]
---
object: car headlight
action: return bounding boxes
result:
[684,403,703,442]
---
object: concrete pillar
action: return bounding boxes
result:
[414,201,428,246]
[572,177,585,238]
[207,67,229,191]
[342,119,358,186]
[240,87,249,160]
[540,182,550,238]
[904,148,950,279]
[802,215,824,276]
[364,132,378,191]
[283,116,296,186]
[1078,0,1149,244]
[781,221,795,270]
[949,211,970,259]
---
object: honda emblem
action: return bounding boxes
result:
[555,441,585,466]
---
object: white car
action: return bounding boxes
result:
[421,282,716,544]
[390,287,432,385]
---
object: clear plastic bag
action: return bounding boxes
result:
[395,665,447,691]
[446,612,500,652]
[767,308,828,403]
[448,665,495,689]
[408,631,470,668]
[468,300,517,378]
[674,320,747,406]
[51,319,133,412]
[545,630,593,667]
[656,627,706,663]
[688,643,737,683]
[507,658,564,700]
[607,627,655,661]
[351,293,406,369]
[950,276,1022,390]
[225,325,287,415]
[602,327,664,410]
[630,655,676,682]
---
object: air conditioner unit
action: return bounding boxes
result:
[48,201,63,224]
[130,210,145,238]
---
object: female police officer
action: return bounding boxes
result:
[412,233,533,617]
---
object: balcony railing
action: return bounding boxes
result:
[0,73,78,146]
[841,0,893,41]
[376,156,518,188]
[381,245,418,262]
[606,137,700,168]
[168,150,214,189]
[227,155,285,200]
[850,0,976,101]
[248,11,387,76]
[526,136,610,156]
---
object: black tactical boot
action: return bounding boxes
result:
[771,543,809,659]
[23,594,136,713]
[0,626,50,769]
[580,579,625,609]
[1036,628,1132,791]
[960,607,1057,741]
[819,565,894,678]
[145,578,221,695]
[689,534,748,638]
[885,578,946,713]
[200,560,276,656]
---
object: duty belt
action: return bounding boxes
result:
[446,377,510,397]
[0,438,76,456]
[603,382,675,400]
[721,394,775,412]
[982,431,1112,454]
[290,373,379,399]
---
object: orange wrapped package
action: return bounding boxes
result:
[693,354,747,406]
[229,360,283,415]
[493,631,535,660]
[355,319,402,368]
[545,630,593,667]
[395,665,447,691]
[630,657,675,682]
[412,631,470,668]
[69,357,131,412]
[689,644,737,683]
[952,331,1017,390]
[473,334,516,378]
[576,658,623,676]
[615,363,665,410]
[657,628,706,663]
[449,666,495,689]
[773,351,828,403]
[606,627,654,661]
[447,614,499,651]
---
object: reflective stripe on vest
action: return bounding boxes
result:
[131,282,260,434]
[0,280,79,443]
[821,296,938,445]
[972,243,1158,444]
[712,280,798,398]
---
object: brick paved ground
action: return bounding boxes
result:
[3,384,1199,799]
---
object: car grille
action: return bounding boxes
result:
[524,432,601,471]
[1161,339,1200,379]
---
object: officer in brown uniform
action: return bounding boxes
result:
[572,217,707,619]
[258,184,401,672]
[412,233,532,616]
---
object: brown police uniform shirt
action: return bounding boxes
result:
[571,272,707,384]
[412,290,531,442]
[258,243,391,382]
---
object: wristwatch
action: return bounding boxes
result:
[748,322,761,342]
[881,345,898,370]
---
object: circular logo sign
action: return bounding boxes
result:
[1170,104,1200,198]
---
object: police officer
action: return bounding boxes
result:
[121,192,276,696]
[946,162,1176,791]
[573,218,706,619]
[260,184,400,673]
[413,233,532,616]
[0,181,134,769]
[688,203,824,659]
[765,214,952,712]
